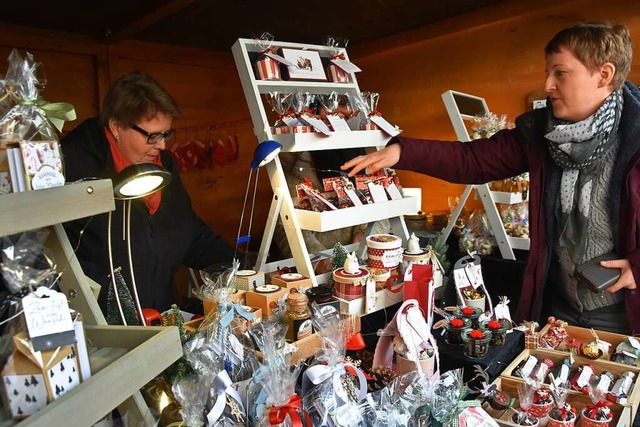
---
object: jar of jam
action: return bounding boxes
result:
[443,317,471,345]
[284,293,312,342]
[461,329,492,359]
[454,306,483,329]
[483,319,509,346]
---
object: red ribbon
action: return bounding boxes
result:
[301,108,316,117]
[261,46,277,55]
[269,395,312,426]
[278,109,295,120]
[330,53,346,60]
[367,110,381,117]
[586,401,613,419]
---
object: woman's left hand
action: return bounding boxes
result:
[603,258,637,293]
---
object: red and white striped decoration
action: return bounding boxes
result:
[271,126,290,135]
[360,122,379,131]
[255,57,281,81]
[291,125,313,133]
[327,64,350,83]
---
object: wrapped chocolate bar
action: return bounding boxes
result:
[266,92,295,134]
[606,371,635,404]
[569,363,595,393]
[539,317,568,349]
[350,91,380,130]
[302,305,367,425]
[0,50,75,190]
[611,336,640,365]
[254,33,281,81]
[550,357,573,388]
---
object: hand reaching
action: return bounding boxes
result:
[340,143,402,177]
[603,258,637,293]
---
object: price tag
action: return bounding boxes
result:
[369,115,401,137]
[281,116,298,127]
[521,356,538,378]
[264,52,298,67]
[22,288,75,351]
[386,182,403,200]
[300,116,332,135]
[331,59,362,73]
[326,114,351,132]
[345,188,363,206]
[368,182,388,203]
[365,277,376,314]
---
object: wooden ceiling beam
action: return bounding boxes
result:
[107,0,196,43]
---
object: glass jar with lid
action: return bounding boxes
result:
[284,292,312,341]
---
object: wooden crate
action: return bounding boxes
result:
[500,348,640,419]
[539,324,631,359]
[484,376,634,427]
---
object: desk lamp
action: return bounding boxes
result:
[235,140,282,265]
[108,163,172,326]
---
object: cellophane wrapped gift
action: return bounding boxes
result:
[266,92,295,134]
[360,370,439,426]
[431,369,498,427]
[247,322,310,427]
[349,91,380,130]
[0,229,58,357]
[319,92,352,132]
[254,33,281,81]
[325,37,350,83]
[547,382,577,427]
[0,49,75,190]
[290,91,316,133]
[457,209,494,256]
[302,305,367,426]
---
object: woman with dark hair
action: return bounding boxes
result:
[61,71,233,317]
[343,23,639,334]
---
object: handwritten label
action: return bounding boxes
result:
[326,114,351,132]
[370,115,401,137]
[22,288,73,339]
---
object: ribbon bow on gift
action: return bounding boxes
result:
[206,370,245,424]
[269,395,312,427]
[219,302,254,328]
[367,110,381,118]
[330,53,346,60]
[586,401,613,419]
[300,108,316,118]
[18,97,77,132]
[278,109,296,120]
[438,400,481,427]
[260,46,277,55]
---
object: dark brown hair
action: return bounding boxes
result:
[545,23,633,90]
[99,71,182,127]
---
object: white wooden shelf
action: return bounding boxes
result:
[507,236,530,251]
[0,180,115,236]
[273,130,392,152]
[0,178,180,425]
[255,80,359,94]
[295,196,418,232]
[1,326,181,427]
[337,287,404,316]
[487,190,527,204]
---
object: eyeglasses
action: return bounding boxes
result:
[130,124,176,145]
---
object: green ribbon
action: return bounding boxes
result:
[440,400,481,427]
[19,97,76,132]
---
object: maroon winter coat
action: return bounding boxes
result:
[394,82,640,333]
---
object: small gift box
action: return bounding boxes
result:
[333,267,369,301]
[234,269,265,291]
[1,333,81,419]
[271,272,312,292]
[245,285,287,318]
[525,323,540,349]
[327,62,350,83]
[254,45,281,81]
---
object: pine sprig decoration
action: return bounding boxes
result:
[330,242,348,270]
[160,304,195,383]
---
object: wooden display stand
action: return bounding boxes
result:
[0,181,182,426]
[440,90,530,260]
[231,38,418,312]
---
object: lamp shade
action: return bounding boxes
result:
[113,163,172,200]
[250,140,282,169]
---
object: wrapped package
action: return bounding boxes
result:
[350,91,380,131]
[302,306,367,426]
[266,92,295,134]
[254,33,281,81]
[325,37,351,83]
[0,49,75,191]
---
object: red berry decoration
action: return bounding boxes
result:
[469,330,485,339]
[462,307,475,315]
[487,320,501,329]
[450,318,464,328]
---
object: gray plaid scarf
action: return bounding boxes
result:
[545,90,623,263]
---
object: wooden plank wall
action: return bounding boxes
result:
[0,25,270,260]
[1,0,638,260]
[350,0,640,214]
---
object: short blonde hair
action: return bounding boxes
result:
[545,23,632,90]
